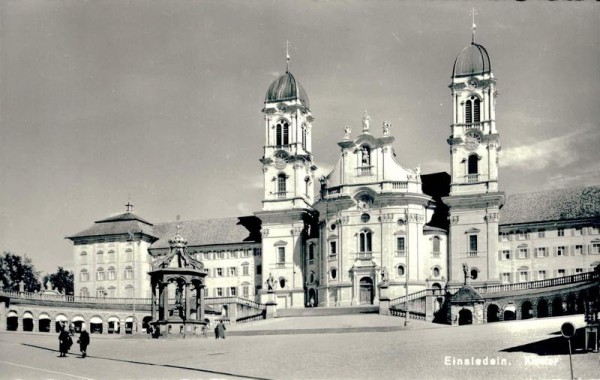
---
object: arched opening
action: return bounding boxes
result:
[503,305,516,321]
[468,155,478,175]
[142,316,153,331]
[566,294,577,314]
[72,315,85,333]
[22,311,34,331]
[39,313,51,332]
[552,297,564,317]
[359,277,373,305]
[7,310,18,331]
[359,230,372,253]
[108,316,120,334]
[487,304,500,323]
[473,98,480,123]
[90,316,103,334]
[55,314,68,333]
[458,309,473,325]
[276,120,289,146]
[308,288,317,307]
[278,277,286,289]
[537,299,549,318]
[360,145,371,166]
[431,283,442,295]
[521,301,533,320]
[125,316,135,334]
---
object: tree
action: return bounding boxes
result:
[43,267,74,295]
[0,251,42,292]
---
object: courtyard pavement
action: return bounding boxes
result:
[0,314,598,380]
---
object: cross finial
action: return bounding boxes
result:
[125,200,134,213]
[469,8,478,44]
[285,40,292,73]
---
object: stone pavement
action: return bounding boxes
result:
[1,314,598,380]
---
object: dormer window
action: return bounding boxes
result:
[276,120,289,146]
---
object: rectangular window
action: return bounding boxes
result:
[557,269,566,277]
[468,235,478,256]
[242,250,250,258]
[243,285,249,297]
[229,287,237,296]
[499,232,509,241]
[537,229,545,238]
[216,268,223,277]
[329,241,337,256]
[80,272,89,282]
[575,245,583,255]
[229,267,237,276]
[230,251,237,259]
[557,246,566,256]
[518,248,528,259]
[536,247,547,258]
[558,228,565,237]
[517,231,527,240]
[217,251,225,260]
[278,247,285,263]
[256,264,262,275]
[203,252,210,260]
[124,268,133,279]
[502,250,511,260]
[216,288,223,297]
[253,248,262,256]
[519,271,528,283]
[574,227,583,236]
[502,273,511,284]
[397,237,406,253]
[538,270,546,280]
[592,243,600,254]
[575,268,583,274]
[242,265,249,276]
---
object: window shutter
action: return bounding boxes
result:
[588,245,592,254]
[498,250,502,261]
[545,249,549,257]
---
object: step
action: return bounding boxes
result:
[276,305,379,318]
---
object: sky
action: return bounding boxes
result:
[1,0,598,275]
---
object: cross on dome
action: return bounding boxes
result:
[470,8,478,44]
[125,201,134,212]
[285,40,292,73]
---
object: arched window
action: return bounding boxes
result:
[308,244,315,262]
[309,271,315,283]
[397,265,406,277]
[107,286,116,298]
[330,268,337,280]
[305,177,310,196]
[80,251,88,264]
[96,268,105,281]
[468,155,478,175]
[125,248,133,261]
[107,267,116,280]
[359,230,372,253]
[279,278,286,289]
[124,266,133,279]
[433,267,441,277]
[80,269,89,282]
[80,287,89,297]
[277,174,286,197]
[470,268,479,280]
[276,120,289,146]
[96,250,104,263]
[432,236,441,253]
[465,96,480,124]
[96,287,106,298]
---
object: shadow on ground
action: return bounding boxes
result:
[501,328,589,356]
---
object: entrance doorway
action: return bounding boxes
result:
[359,277,373,304]
[308,288,317,307]
[458,309,473,325]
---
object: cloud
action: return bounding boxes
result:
[542,164,600,190]
[500,127,598,171]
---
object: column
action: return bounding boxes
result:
[184,282,190,320]
[158,282,165,320]
[199,286,205,322]
[150,282,156,320]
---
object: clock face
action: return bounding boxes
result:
[361,213,370,223]
[274,157,286,170]
[464,132,481,151]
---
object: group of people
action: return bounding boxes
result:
[58,322,90,358]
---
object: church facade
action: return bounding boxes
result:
[68,34,600,309]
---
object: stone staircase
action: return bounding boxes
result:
[276,305,378,318]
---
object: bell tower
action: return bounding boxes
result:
[255,46,317,308]
[444,18,504,286]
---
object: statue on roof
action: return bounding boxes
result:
[362,111,371,132]
[344,125,351,140]
[383,121,391,136]
[462,263,469,285]
[266,273,275,291]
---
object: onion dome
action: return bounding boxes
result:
[265,72,310,108]
[452,43,491,78]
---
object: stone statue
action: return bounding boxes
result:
[414,165,421,179]
[266,273,275,291]
[462,263,469,285]
[361,147,370,165]
[383,121,391,136]
[362,111,370,132]
[381,267,389,285]
[344,125,351,140]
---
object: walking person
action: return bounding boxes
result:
[58,325,71,357]
[215,320,226,339]
[78,326,90,358]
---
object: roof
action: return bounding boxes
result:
[67,212,157,240]
[499,186,600,225]
[450,285,484,303]
[150,216,261,249]
[265,72,310,108]
[452,43,491,78]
